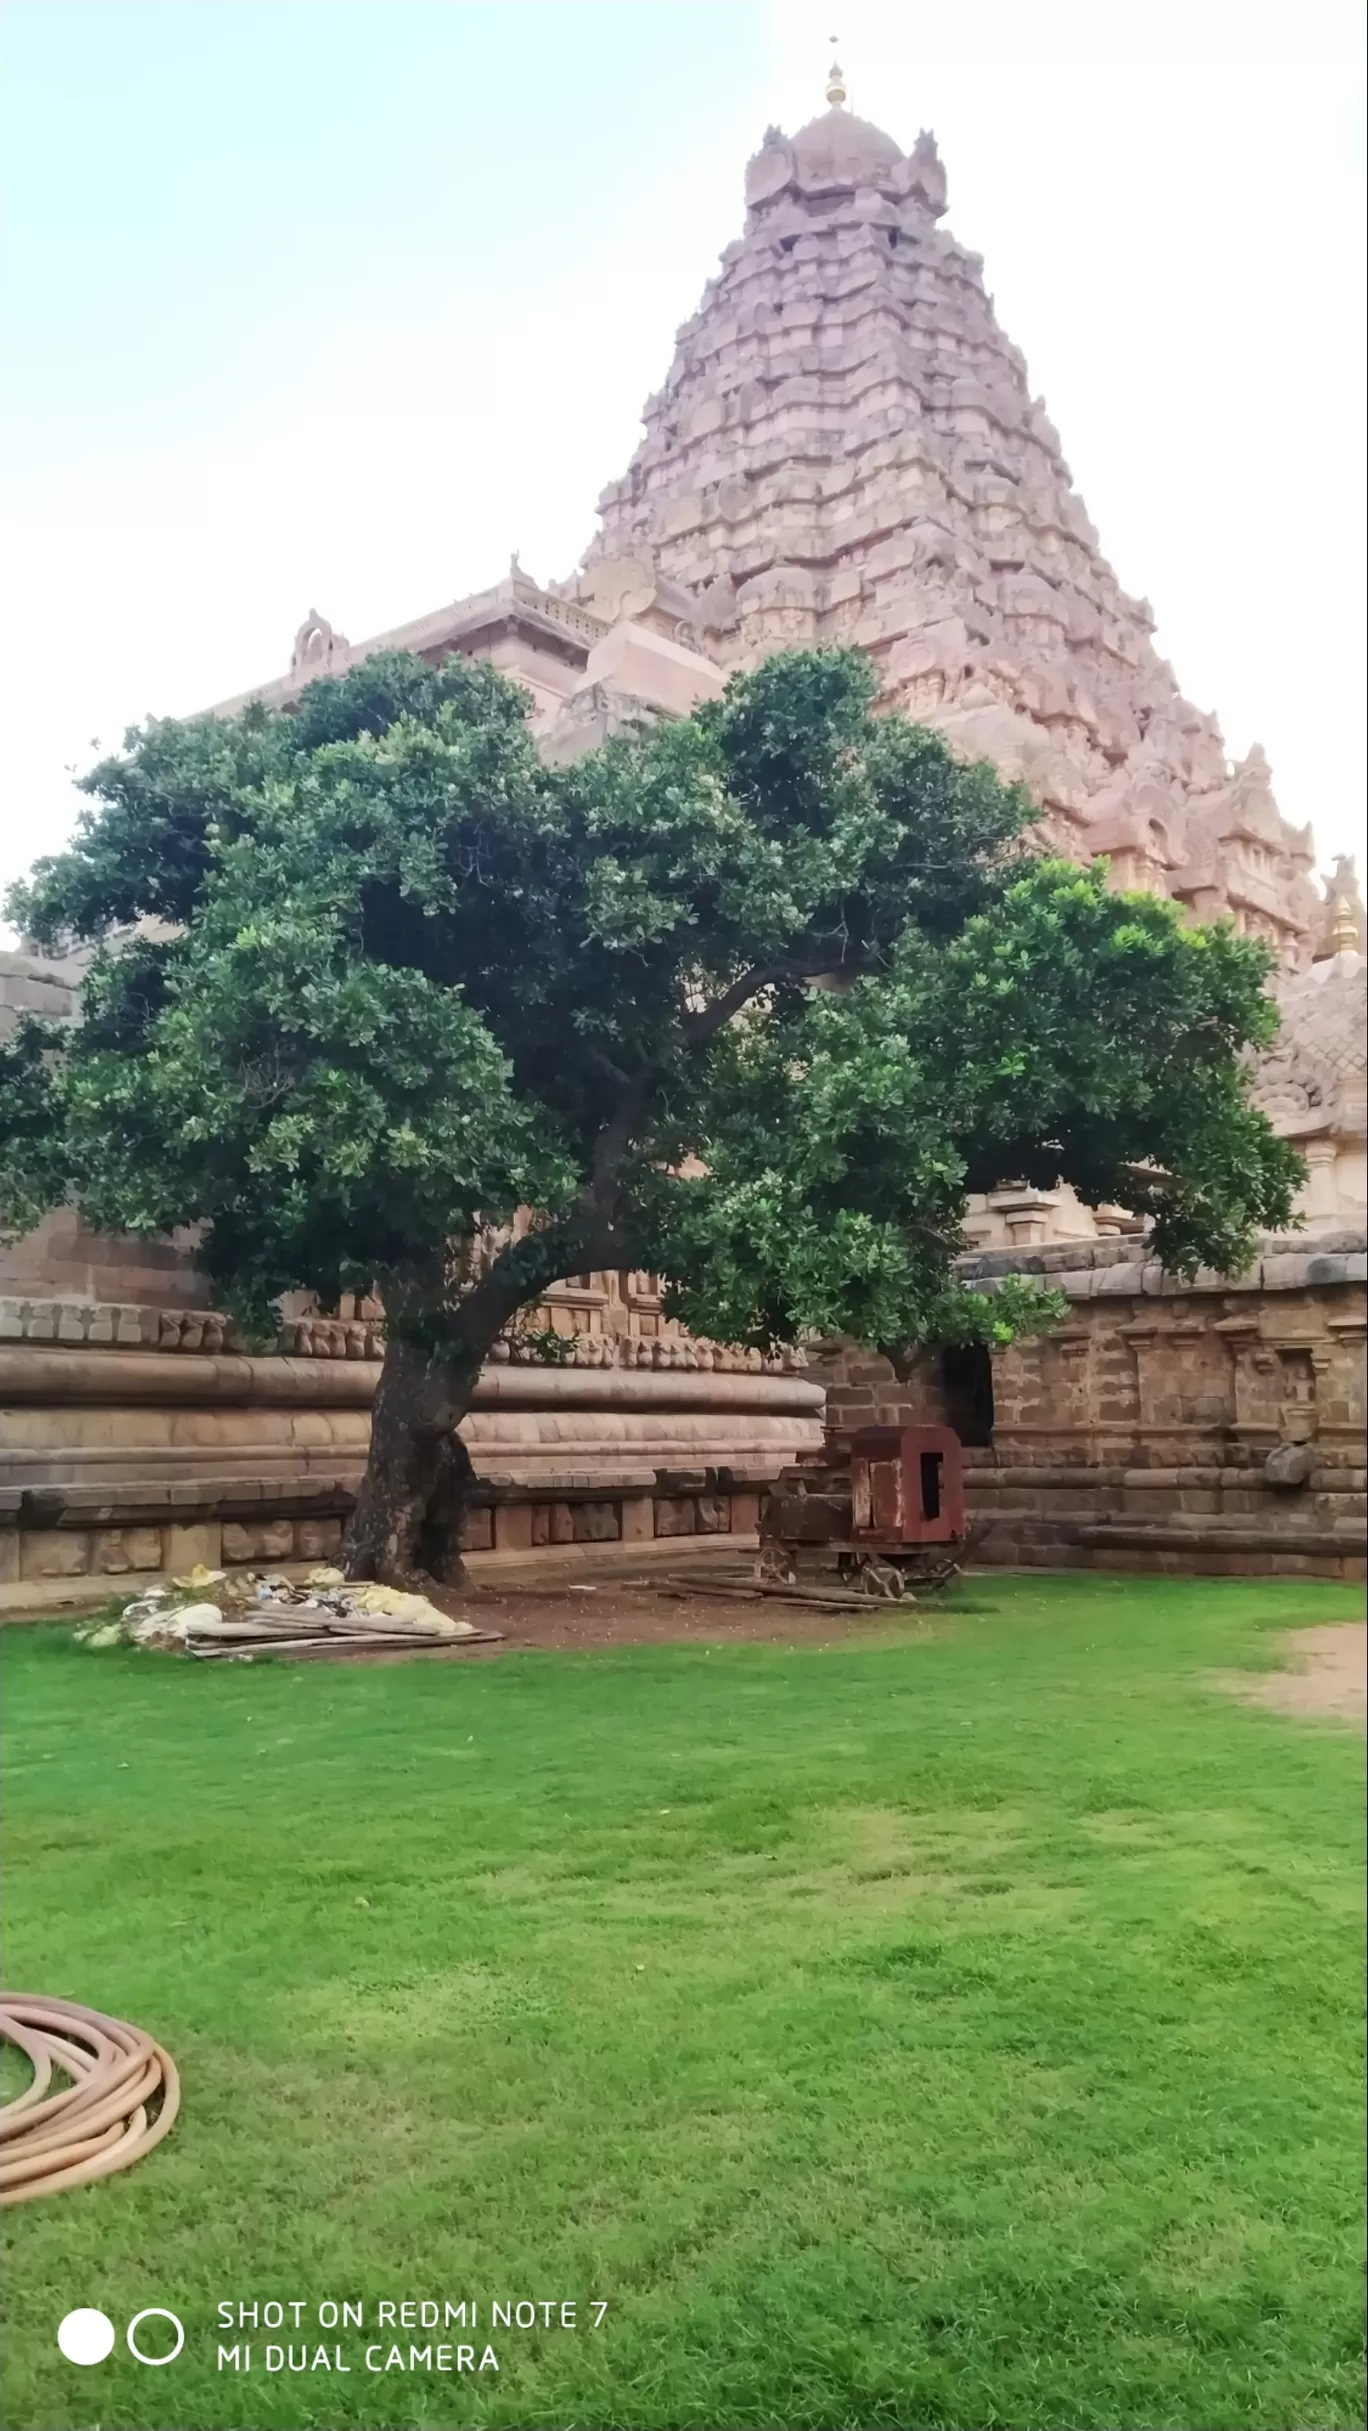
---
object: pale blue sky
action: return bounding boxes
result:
[2,3,757,444]
[2,1,1364,908]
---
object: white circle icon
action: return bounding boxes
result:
[57,2309,115,2366]
[126,2307,185,2366]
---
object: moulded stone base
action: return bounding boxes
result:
[0,1483,771,1615]
[0,1526,769,1618]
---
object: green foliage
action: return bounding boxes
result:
[654,862,1303,1347]
[1,647,1300,1365]
[0,1018,72,1242]
[501,1317,575,1366]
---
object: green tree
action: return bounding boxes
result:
[2,649,1301,1582]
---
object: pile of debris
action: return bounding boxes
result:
[76,1567,501,1661]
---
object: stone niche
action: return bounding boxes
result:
[815,1231,1366,1579]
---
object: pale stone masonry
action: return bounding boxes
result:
[0,1341,819,1597]
[818,1233,1366,1579]
[3,79,1365,1595]
[577,105,1323,971]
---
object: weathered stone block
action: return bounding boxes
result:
[222,1519,295,1566]
[1264,1442,1316,1489]
[295,1519,344,1561]
[573,1502,620,1542]
[1088,1265,1138,1297]
[1259,1254,1312,1290]
[1303,1255,1349,1286]
[549,1503,576,1544]
[494,1503,535,1552]
[21,1530,90,1579]
[729,1489,761,1537]
[459,1506,494,1552]
[654,1497,697,1535]
[695,1494,729,1533]
[92,1526,162,1572]
[164,1522,222,1574]
[619,1495,654,1543]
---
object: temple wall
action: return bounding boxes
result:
[814,1230,1366,1580]
[0,1208,211,1309]
[0,1300,823,1609]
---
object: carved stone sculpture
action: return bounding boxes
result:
[573,87,1321,980]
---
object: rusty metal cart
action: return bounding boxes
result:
[757,1423,968,1598]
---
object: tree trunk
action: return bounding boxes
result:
[342,1333,482,1587]
[339,1221,610,1587]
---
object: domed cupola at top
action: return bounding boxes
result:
[787,101,903,192]
[744,56,944,215]
[746,54,909,202]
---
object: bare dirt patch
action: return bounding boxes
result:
[1210,1623,1367,1727]
[11,1554,970,1662]
[301,1552,962,1660]
[419,1573,933,1657]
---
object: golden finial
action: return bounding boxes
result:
[825,34,847,108]
[1323,853,1363,955]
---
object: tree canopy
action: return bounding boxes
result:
[2,645,1301,1579]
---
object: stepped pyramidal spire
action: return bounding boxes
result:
[568,94,1321,966]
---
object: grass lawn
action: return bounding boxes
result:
[2,1573,1364,2431]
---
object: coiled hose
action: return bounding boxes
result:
[0,1995,180,2205]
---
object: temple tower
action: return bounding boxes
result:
[572,75,1322,969]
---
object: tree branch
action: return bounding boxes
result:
[380,943,855,1403]
[588,1065,654,1208]
[683,950,862,1044]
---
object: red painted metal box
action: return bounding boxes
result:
[850,1425,966,1546]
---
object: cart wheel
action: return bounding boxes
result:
[909,1555,961,1592]
[755,1545,797,1587]
[858,1557,907,1601]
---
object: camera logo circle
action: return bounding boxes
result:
[126,2308,185,2366]
[57,2310,115,2367]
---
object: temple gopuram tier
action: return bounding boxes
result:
[3,75,1363,1600]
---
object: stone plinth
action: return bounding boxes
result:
[0,1323,823,1609]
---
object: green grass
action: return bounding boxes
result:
[3,1574,1363,2431]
